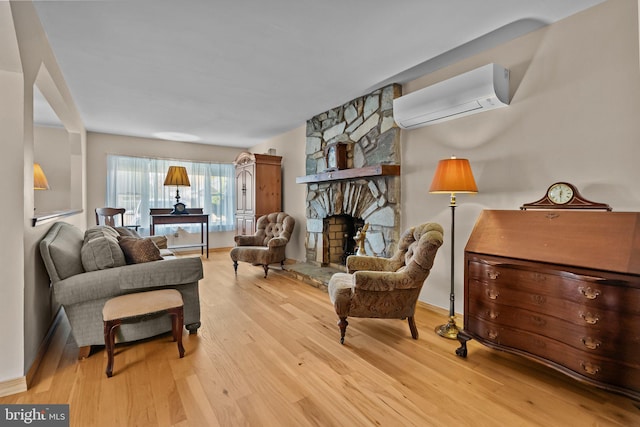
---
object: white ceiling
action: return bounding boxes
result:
[32,0,605,148]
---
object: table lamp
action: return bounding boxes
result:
[164,166,190,214]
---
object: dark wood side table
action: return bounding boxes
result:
[150,208,209,258]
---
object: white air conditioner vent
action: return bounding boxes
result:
[393,63,510,129]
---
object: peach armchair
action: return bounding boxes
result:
[230,212,295,278]
[328,222,444,343]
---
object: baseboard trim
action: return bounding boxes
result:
[0,376,27,398]
[416,300,448,316]
[25,307,64,388]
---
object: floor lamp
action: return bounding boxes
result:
[429,156,477,339]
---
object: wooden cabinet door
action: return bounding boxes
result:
[244,166,254,214]
[236,216,245,234]
[235,215,255,236]
[235,166,254,214]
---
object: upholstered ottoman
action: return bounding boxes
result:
[102,289,185,377]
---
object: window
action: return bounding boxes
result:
[106,155,235,232]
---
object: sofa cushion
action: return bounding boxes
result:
[81,230,126,272]
[40,222,85,282]
[118,236,163,264]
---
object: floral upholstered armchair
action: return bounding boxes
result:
[328,222,444,343]
[230,212,296,278]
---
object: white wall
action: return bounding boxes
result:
[0,0,86,391]
[86,132,244,248]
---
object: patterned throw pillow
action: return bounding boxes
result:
[118,236,163,264]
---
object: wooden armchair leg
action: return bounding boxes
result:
[338,317,349,344]
[408,316,419,339]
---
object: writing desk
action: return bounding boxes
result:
[150,208,208,258]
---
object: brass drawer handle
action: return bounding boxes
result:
[487,271,500,280]
[488,310,499,320]
[579,312,600,325]
[486,289,499,300]
[532,295,547,305]
[532,273,547,282]
[581,337,601,350]
[580,361,600,376]
[531,315,546,326]
[578,287,601,300]
[488,330,498,340]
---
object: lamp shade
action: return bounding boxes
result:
[34,163,50,190]
[429,157,477,194]
[163,166,190,187]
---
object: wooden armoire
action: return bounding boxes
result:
[233,152,282,235]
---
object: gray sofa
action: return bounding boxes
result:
[40,222,203,358]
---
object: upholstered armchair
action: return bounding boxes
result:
[230,212,295,278]
[328,222,444,343]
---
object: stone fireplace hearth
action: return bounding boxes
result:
[302,84,402,267]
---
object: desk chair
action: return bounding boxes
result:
[96,207,140,231]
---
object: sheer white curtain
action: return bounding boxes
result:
[106,155,235,233]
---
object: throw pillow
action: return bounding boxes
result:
[148,235,168,249]
[85,225,119,241]
[114,226,141,238]
[118,236,163,264]
[81,236,126,271]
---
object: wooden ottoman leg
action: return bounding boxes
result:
[168,307,185,358]
[104,319,121,378]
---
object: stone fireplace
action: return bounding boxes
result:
[302,84,402,267]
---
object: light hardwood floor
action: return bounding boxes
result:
[3,251,639,426]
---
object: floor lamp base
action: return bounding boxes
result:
[435,316,460,340]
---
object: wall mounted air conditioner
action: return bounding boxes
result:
[393,63,510,129]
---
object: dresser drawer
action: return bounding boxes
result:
[467,317,640,394]
[468,259,640,316]
[467,297,639,360]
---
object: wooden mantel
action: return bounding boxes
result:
[295,164,400,184]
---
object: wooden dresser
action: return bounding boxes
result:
[457,210,640,400]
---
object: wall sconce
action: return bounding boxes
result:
[164,166,190,214]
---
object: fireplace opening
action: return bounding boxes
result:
[323,214,364,266]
